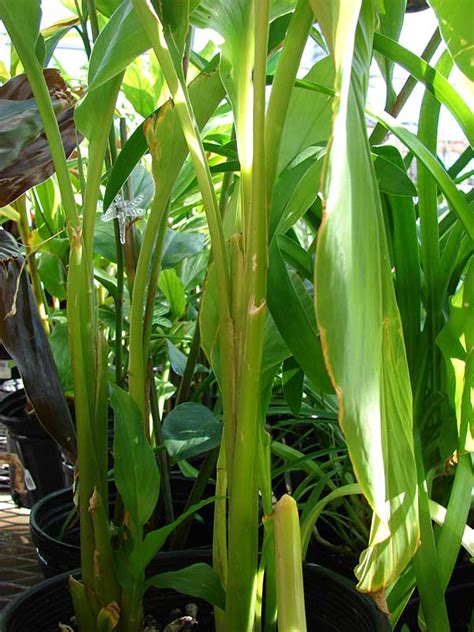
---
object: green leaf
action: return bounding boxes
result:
[162,229,206,268]
[428,0,474,81]
[311,0,418,592]
[103,57,224,211]
[162,402,222,462]
[145,563,226,610]
[166,339,187,376]
[270,145,325,240]
[49,322,74,393]
[129,163,154,209]
[437,260,474,451]
[0,0,42,57]
[374,0,406,109]
[75,74,123,141]
[282,357,304,416]
[277,57,333,174]
[268,237,332,394]
[159,268,186,319]
[37,252,67,299]
[88,1,149,92]
[373,151,417,197]
[371,107,474,242]
[139,497,217,566]
[373,33,474,146]
[94,212,117,262]
[110,384,160,529]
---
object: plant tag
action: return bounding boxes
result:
[24,469,36,491]
[0,361,11,379]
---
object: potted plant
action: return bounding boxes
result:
[1,0,472,630]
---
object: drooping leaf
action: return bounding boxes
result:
[110,384,160,529]
[145,563,226,611]
[428,0,474,81]
[162,402,222,462]
[311,0,419,592]
[0,69,81,207]
[0,229,76,458]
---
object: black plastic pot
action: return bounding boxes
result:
[1,562,390,632]
[30,476,214,577]
[395,564,474,631]
[0,389,65,508]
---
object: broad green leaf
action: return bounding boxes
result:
[159,268,186,318]
[372,152,417,197]
[166,339,187,376]
[311,0,419,592]
[94,212,117,262]
[75,74,123,141]
[277,57,333,174]
[428,0,474,81]
[110,384,160,529]
[0,99,45,170]
[268,237,332,394]
[145,563,226,611]
[88,1,149,92]
[122,58,156,117]
[129,163,154,209]
[96,0,122,17]
[162,229,206,269]
[162,402,222,462]
[0,1,42,58]
[37,252,67,300]
[49,322,73,393]
[282,357,304,416]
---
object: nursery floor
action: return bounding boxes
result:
[0,427,43,609]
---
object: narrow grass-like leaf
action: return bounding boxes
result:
[370,108,474,241]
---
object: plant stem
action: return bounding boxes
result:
[225,1,270,629]
[14,197,50,334]
[175,319,201,405]
[148,360,174,525]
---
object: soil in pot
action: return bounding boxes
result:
[1,563,391,632]
[30,476,215,577]
[0,389,65,508]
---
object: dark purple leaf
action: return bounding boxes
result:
[0,229,76,459]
